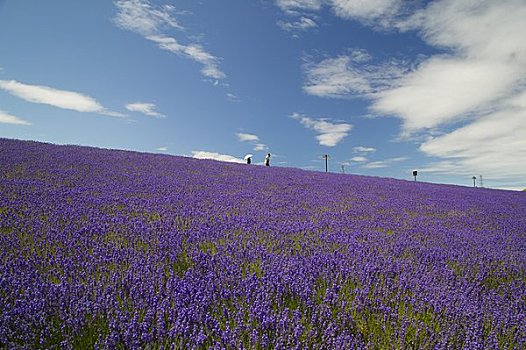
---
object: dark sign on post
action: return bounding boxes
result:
[413,170,418,181]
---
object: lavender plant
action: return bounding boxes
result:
[1,138,525,349]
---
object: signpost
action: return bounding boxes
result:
[323,154,329,173]
[413,170,418,181]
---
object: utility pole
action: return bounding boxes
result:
[472,176,477,188]
[479,175,484,188]
[323,154,329,173]
[341,164,345,174]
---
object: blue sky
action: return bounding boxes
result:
[1,0,525,190]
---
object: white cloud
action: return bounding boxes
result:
[363,156,407,169]
[372,0,526,132]
[291,112,352,147]
[303,52,409,98]
[353,146,376,153]
[350,156,367,162]
[276,0,404,27]
[372,0,526,184]
[125,102,165,118]
[191,151,244,164]
[236,132,268,151]
[419,91,526,180]
[254,143,268,151]
[114,0,181,36]
[298,0,526,184]
[0,110,31,125]
[303,56,371,97]
[226,93,240,102]
[372,56,518,132]
[276,0,322,13]
[0,80,122,117]
[114,0,225,80]
[278,16,318,32]
[156,146,168,151]
[146,35,225,80]
[236,133,259,142]
[330,0,403,24]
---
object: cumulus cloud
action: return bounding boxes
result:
[191,151,244,164]
[374,0,526,131]
[114,0,225,80]
[372,57,517,131]
[291,112,352,147]
[125,102,165,118]
[0,80,123,117]
[0,110,31,125]
[297,0,526,184]
[419,91,526,180]
[373,0,526,183]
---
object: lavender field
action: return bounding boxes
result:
[1,138,525,349]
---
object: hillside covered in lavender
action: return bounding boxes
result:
[1,138,525,349]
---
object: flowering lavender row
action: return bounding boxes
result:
[1,138,525,349]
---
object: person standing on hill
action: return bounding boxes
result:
[264,153,271,166]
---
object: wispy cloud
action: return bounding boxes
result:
[236,133,259,142]
[0,80,123,117]
[236,132,268,151]
[291,112,352,147]
[278,16,317,32]
[113,0,181,36]
[156,146,168,152]
[276,0,405,27]
[226,93,240,102]
[353,146,376,153]
[114,0,225,80]
[192,151,244,163]
[303,51,409,98]
[350,156,367,162]
[276,0,322,14]
[0,110,31,125]
[125,102,165,118]
[253,143,268,151]
[330,0,404,26]
[363,156,408,169]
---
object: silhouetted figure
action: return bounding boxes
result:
[244,154,253,164]
[264,153,271,166]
